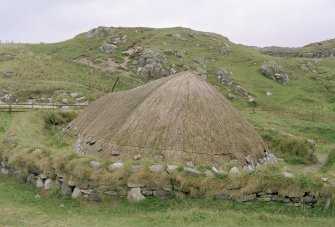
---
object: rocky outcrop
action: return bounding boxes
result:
[216,68,234,85]
[258,39,335,58]
[136,49,169,79]
[260,62,289,85]
[85,26,116,38]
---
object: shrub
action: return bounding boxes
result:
[44,111,77,127]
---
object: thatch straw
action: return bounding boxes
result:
[68,71,268,165]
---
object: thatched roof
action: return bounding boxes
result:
[68,71,268,165]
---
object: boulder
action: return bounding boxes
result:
[127,188,145,202]
[193,57,207,65]
[100,43,117,53]
[0,93,16,104]
[260,62,289,85]
[216,68,234,85]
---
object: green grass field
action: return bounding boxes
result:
[1,175,334,227]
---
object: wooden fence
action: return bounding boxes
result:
[0,103,88,112]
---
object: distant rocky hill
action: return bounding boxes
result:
[256,39,335,58]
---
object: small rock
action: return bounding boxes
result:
[127,188,145,202]
[133,154,141,160]
[324,198,331,210]
[60,183,72,196]
[39,173,48,180]
[36,177,44,188]
[90,161,101,169]
[72,187,82,198]
[153,155,164,162]
[0,168,9,175]
[283,171,294,178]
[107,162,124,171]
[104,190,118,196]
[211,167,227,176]
[44,179,53,190]
[229,167,240,176]
[204,170,214,177]
[127,181,145,188]
[111,150,120,156]
[141,188,154,196]
[229,159,238,165]
[80,189,93,195]
[70,92,80,98]
[322,177,328,182]
[184,167,201,177]
[186,161,194,167]
[129,165,143,172]
[167,165,178,173]
[225,184,241,190]
[88,190,102,202]
[237,194,256,202]
[149,164,164,173]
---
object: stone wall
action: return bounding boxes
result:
[1,157,330,208]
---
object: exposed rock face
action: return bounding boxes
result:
[216,68,234,85]
[100,43,117,53]
[85,26,116,38]
[136,49,169,79]
[260,62,289,85]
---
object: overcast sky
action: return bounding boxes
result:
[0,0,334,47]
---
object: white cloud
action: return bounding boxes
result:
[0,0,334,46]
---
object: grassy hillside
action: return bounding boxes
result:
[1,26,335,167]
[1,27,335,226]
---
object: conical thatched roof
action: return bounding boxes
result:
[68,71,268,165]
